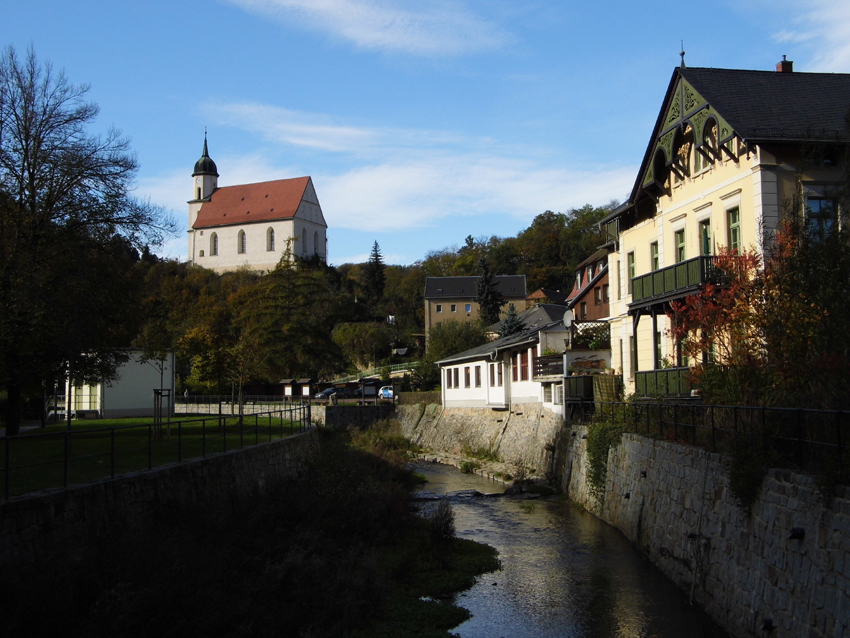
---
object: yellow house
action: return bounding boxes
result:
[602,58,850,396]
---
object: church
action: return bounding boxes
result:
[187,137,328,273]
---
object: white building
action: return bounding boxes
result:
[58,351,176,419]
[187,137,328,273]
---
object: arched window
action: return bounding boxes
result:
[302,228,307,257]
[196,187,201,200]
[313,231,319,256]
[210,233,218,256]
[238,230,246,254]
[267,227,275,251]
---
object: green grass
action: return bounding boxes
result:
[1,415,306,498]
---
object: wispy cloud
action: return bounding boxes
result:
[773,0,850,71]
[223,0,510,55]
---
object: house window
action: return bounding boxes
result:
[520,351,529,381]
[465,303,471,313]
[627,252,635,294]
[267,228,275,251]
[602,284,609,304]
[199,249,204,257]
[699,220,712,255]
[675,229,686,263]
[580,302,587,319]
[489,364,495,387]
[436,304,443,313]
[446,369,453,389]
[543,384,552,403]
[629,336,636,377]
[238,230,246,254]
[211,233,218,256]
[453,368,459,388]
[451,304,457,313]
[464,367,471,388]
[806,197,837,240]
[650,241,659,271]
[475,366,481,388]
[575,272,581,289]
[512,353,518,382]
[727,207,741,252]
[497,363,503,386]
[594,287,601,305]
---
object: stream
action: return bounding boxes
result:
[413,461,729,638]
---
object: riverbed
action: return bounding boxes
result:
[414,461,729,638]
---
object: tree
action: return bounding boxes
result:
[363,241,386,303]
[475,254,504,325]
[498,304,526,337]
[332,322,392,370]
[0,46,173,434]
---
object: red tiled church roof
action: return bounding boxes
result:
[192,176,311,229]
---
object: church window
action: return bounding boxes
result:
[314,231,319,256]
[267,228,275,251]
[210,233,218,256]
[238,230,246,254]
[199,250,204,257]
[196,187,201,199]
[302,229,307,256]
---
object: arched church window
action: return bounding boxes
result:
[267,228,275,251]
[313,231,319,256]
[238,230,246,254]
[211,233,218,256]
[302,228,307,256]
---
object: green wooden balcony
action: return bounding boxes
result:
[630,255,716,309]
[602,218,619,246]
[634,367,691,397]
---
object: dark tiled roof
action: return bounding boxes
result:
[424,275,527,299]
[489,303,568,333]
[193,176,313,229]
[438,320,561,366]
[527,288,570,305]
[681,67,850,143]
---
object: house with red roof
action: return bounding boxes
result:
[188,137,328,273]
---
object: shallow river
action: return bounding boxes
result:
[414,461,729,638]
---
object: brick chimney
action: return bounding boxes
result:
[776,55,793,73]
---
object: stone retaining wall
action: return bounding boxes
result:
[311,404,395,429]
[0,430,318,574]
[397,402,563,473]
[563,427,850,638]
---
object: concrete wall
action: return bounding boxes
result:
[0,431,318,574]
[562,427,850,638]
[311,404,395,430]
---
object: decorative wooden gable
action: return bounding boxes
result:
[641,75,735,192]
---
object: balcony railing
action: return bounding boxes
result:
[602,218,619,246]
[533,354,563,378]
[630,255,716,306]
[634,367,692,397]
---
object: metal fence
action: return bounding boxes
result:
[1,403,311,502]
[591,401,847,475]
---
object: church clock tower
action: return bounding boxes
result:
[188,134,219,265]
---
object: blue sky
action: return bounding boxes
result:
[4,1,850,265]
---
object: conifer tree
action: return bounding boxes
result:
[476,254,503,325]
[498,303,526,337]
[364,241,386,303]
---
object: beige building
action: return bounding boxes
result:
[424,275,527,336]
[188,137,328,273]
[602,59,850,396]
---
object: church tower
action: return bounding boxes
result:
[192,134,219,200]
[188,134,219,265]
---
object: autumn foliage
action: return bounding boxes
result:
[669,219,850,409]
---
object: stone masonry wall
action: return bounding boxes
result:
[563,427,850,638]
[0,430,318,574]
[397,402,563,474]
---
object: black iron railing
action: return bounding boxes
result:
[1,404,311,502]
[533,354,563,378]
[588,401,847,475]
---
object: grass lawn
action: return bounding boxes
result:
[1,414,306,499]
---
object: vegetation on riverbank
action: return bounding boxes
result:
[0,426,500,637]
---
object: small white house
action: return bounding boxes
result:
[58,351,176,419]
[438,317,570,416]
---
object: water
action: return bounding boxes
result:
[414,461,729,638]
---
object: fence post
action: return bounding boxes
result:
[4,437,9,501]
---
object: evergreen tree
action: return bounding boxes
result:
[364,241,386,303]
[475,254,504,325]
[498,304,526,338]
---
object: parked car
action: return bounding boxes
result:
[314,387,353,400]
[353,385,377,398]
[378,386,394,399]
